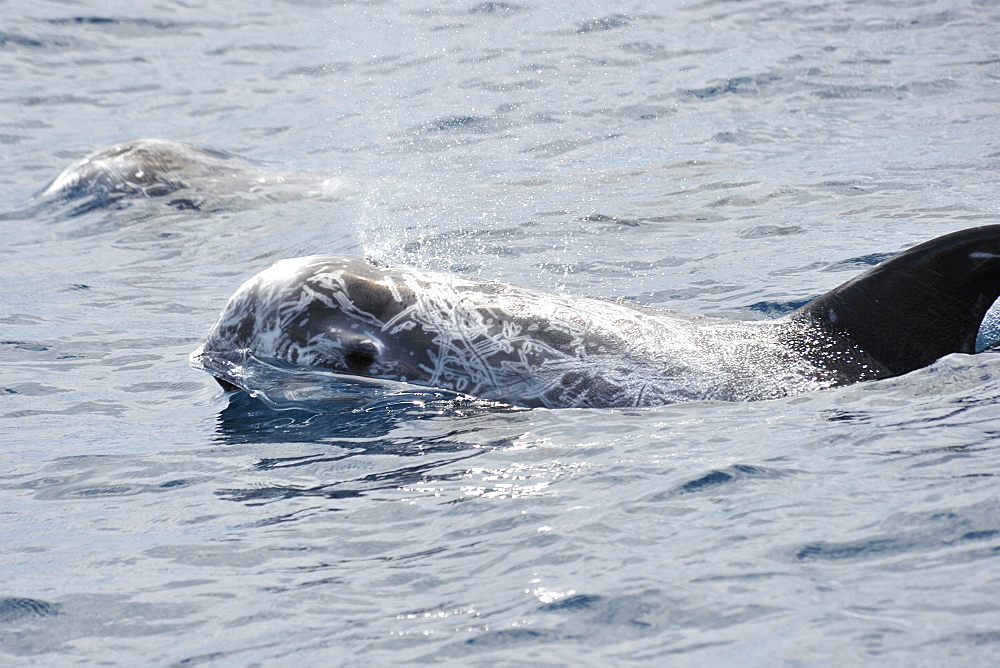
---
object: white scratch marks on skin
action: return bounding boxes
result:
[195,257,833,408]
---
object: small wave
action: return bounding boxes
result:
[191,347,469,413]
[0,598,60,624]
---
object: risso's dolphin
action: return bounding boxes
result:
[192,226,1000,409]
[36,138,353,215]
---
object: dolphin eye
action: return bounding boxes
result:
[345,348,376,371]
[342,339,381,372]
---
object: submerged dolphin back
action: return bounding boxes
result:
[32,138,354,216]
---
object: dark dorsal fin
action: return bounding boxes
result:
[791,225,1000,378]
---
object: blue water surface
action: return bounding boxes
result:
[2,0,1000,663]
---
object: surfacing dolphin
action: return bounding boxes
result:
[192,226,1000,409]
[35,138,353,215]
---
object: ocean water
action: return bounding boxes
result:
[2,0,1000,664]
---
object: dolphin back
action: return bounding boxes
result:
[792,225,1000,378]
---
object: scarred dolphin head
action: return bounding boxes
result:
[191,255,643,408]
[193,256,441,393]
